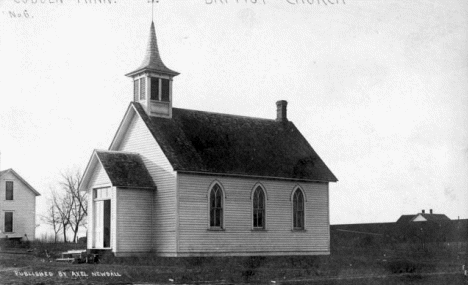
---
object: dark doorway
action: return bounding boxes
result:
[103,200,111,248]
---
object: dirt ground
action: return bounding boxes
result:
[0,248,467,284]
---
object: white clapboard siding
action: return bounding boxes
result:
[86,163,112,250]
[90,163,111,187]
[116,187,153,253]
[113,111,177,254]
[0,172,37,240]
[177,173,330,256]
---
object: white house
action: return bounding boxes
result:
[79,21,338,257]
[0,169,40,241]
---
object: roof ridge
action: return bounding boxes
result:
[173,107,278,122]
[0,168,40,196]
[0,168,12,177]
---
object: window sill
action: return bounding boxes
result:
[291,229,307,232]
[251,228,267,232]
[207,228,225,232]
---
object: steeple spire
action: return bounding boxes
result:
[126,20,179,118]
[126,22,179,77]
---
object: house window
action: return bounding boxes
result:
[253,186,265,229]
[293,189,304,230]
[4,212,13,233]
[150,77,159,100]
[139,78,146,100]
[209,184,223,228]
[161,79,170,102]
[5,181,13,200]
[134,79,139,100]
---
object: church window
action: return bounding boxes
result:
[209,183,223,228]
[252,186,265,229]
[293,188,305,230]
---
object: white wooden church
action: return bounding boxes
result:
[80,21,337,257]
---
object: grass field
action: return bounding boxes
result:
[0,241,466,284]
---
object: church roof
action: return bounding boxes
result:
[132,103,337,182]
[126,21,179,77]
[95,150,156,189]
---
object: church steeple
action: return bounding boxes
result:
[126,21,179,118]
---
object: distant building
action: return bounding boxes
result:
[0,169,40,241]
[79,21,338,257]
[331,210,467,250]
[395,209,452,245]
[396,209,451,224]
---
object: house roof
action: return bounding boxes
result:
[396,213,451,223]
[0,168,41,196]
[95,150,155,189]
[126,21,179,77]
[132,102,337,182]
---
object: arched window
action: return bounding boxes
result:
[209,184,223,228]
[293,189,304,230]
[252,186,265,229]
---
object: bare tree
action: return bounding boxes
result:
[61,170,87,243]
[53,188,74,243]
[41,201,63,243]
[46,169,87,243]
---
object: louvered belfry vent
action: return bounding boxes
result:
[126,21,179,118]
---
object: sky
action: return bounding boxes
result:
[0,0,467,238]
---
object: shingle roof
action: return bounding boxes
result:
[132,103,337,182]
[126,22,179,77]
[397,213,451,223]
[95,151,156,189]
